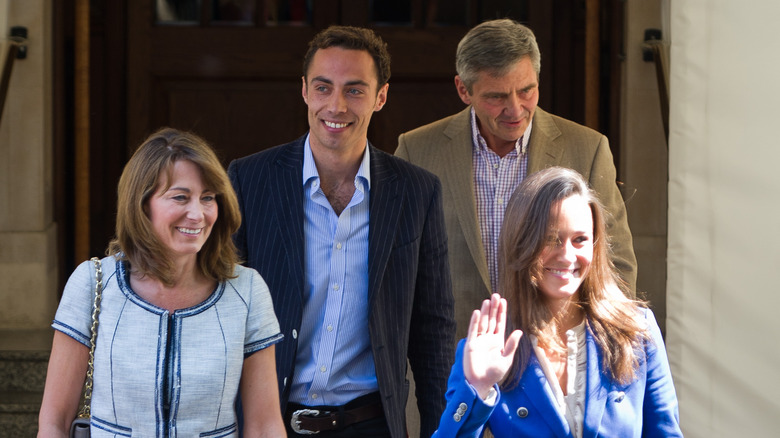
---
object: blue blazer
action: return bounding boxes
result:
[227,136,456,438]
[434,308,682,438]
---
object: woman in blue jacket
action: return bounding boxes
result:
[434,167,682,438]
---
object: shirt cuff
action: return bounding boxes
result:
[467,380,499,406]
[483,386,498,406]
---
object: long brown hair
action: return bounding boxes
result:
[499,167,647,387]
[108,128,240,286]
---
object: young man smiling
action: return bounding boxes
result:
[229,26,455,438]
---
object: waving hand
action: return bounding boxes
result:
[462,294,523,399]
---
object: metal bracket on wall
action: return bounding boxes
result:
[641,28,669,146]
[1,26,29,123]
[9,26,28,59]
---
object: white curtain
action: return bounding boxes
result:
[667,1,780,436]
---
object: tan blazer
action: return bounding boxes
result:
[396,107,637,339]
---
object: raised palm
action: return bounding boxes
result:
[463,294,523,399]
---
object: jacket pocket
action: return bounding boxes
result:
[200,422,238,437]
[91,416,132,437]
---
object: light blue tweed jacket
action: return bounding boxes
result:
[53,257,282,437]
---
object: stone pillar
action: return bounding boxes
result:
[0,0,57,330]
[621,0,669,331]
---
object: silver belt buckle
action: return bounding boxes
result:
[291,409,321,435]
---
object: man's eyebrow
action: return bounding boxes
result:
[310,76,370,88]
[310,76,333,85]
[481,91,508,97]
[345,80,370,87]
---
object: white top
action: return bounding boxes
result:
[531,320,588,438]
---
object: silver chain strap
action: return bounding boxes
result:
[77,257,103,418]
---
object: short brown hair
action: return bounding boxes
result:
[456,19,541,93]
[108,128,240,285]
[303,25,391,87]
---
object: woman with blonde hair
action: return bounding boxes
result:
[39,128,285,437]
[434,167,681,437]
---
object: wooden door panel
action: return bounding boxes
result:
[369,81,464,153]
[148,27,314,77]
[154,79,308,162]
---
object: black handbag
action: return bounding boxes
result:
[69,257,103,438]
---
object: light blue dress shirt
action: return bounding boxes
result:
[289,136,377,406]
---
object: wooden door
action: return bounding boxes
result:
[55,0,623,286]
[125,1,621,160]
[126,0,485,160]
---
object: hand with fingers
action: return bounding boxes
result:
[463,293,523,400]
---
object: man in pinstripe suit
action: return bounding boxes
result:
[228,26,455,437]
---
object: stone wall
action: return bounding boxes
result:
[621,0,669,331]
[0,0,57,330]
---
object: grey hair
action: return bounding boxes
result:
[455,19,541,93]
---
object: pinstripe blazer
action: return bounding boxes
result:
[227,135,456,438]
[396,107,637,340]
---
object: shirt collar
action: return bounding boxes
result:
[469,106,533,155]
[302,134,371,190]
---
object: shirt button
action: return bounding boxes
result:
[336,242,342,250]
[497,198,504,205]
[320,366,326,373]
[517,407,529,418]
[332,284,340,291]
[311,393,318,400]
[292,329,298,339]
[493,163,499,169]
[327,325,334,332]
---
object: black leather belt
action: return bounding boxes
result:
[286,393,385,435]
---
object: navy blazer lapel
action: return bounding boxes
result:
[582,326,610,438]
[271,139,306,298]
[521,354,572,438]
[367,145,402,304]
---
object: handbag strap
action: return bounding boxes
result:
[77,257,103,418]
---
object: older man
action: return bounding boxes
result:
[396,19,637,339]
